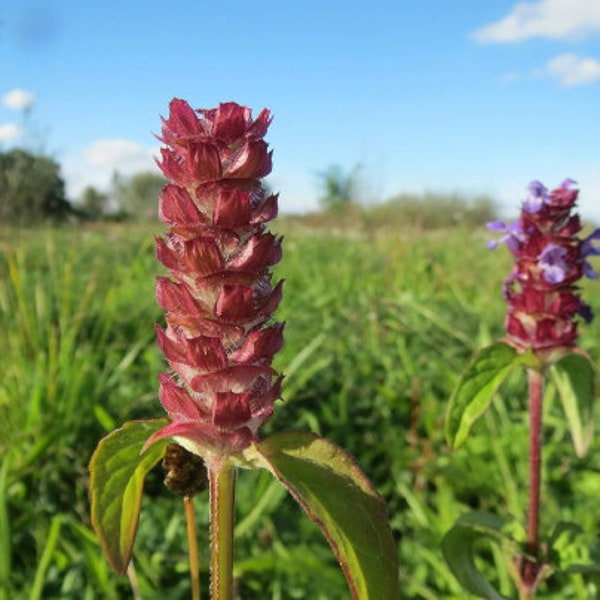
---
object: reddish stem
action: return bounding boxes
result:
[520,368,544,596]
[209,462,236,600]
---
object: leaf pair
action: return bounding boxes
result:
[445,341,595,456]
[443,343,596,598]
[89,423,399,599]
[442,513,600,599]
[441,511,515,600]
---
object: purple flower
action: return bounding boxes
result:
[523,181,549,213]
[559,178,578,190]
[579,300,595,324]
[581,229,600,279]
[538,244,568,284]
[486,220,524,252]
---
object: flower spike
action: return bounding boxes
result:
[488,180,600,363]
[145,99,284,467]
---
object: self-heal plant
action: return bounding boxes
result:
[89,99,398,600]
[444,180,600,599]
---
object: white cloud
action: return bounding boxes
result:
[64,138,160,198]
[499,71,522,83]
[84,138,158,172]
[473,0,600,43]
[539,53,600,85]
[3,89,35,111]
[0,123,21,142]
[576,173,600,223]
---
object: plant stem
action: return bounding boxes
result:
[184,496,201,600]
[209,461,236,600]
[520,368,545,597]
[126,561,142,600]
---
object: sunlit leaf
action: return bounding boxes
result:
[89,419,168,574]
[550,352,595,458]
[441,511,513,600]
[242,431,399,600]
[446,342,525,449]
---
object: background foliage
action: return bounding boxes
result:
[111,172,167,221]
[0,149,72,225]
[0,148,170,225]
[0,200,599,598]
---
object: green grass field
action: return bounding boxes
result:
[1,218,599,599]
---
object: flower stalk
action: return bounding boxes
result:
[488,179,600,597]
[143,98,284,598]
[520,368,544,596]
[209,463,236,600]
[88,97,399,600]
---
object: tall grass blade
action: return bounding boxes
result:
[30,515,62,600]
[0,457,11,600]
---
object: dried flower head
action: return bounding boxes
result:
[488,179,600,363]
[144,99,284,466]
[162,443,209,496]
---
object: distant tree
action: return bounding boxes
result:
[317,164,361,211]
[113,171,167,220]
[0,148,72,225]
[466,194,498,226]
[79,185,109,220]
[370,191,499,229]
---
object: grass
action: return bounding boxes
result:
[1,217,599,598]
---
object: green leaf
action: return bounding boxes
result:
[89,419,168,574]
[243,431,399,600]
[549,353,595,458]
[446,342,523,449]
[441,512,513,600]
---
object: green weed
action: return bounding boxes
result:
[0,221,599,598]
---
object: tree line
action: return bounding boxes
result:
[0,148,167,226]
[0,148,498,227]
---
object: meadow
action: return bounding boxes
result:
[1,214,599,599]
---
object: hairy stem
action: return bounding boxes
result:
[209,462,236,600]
[184,496,201,600]
[520,368,545,597]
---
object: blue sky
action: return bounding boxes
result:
[1,0,600,218]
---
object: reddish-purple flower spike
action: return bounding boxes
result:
[144,99,284,467]
[488,179,600,363]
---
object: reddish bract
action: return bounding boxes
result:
[146,98,283,466]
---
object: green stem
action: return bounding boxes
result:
[209,461,236,600]
[184,496,201,600]
[126,562,142,600]
[520,368,545,599]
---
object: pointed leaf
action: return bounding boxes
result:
[89,419,168,574]
[446,342,523,449]
[550,353,595,457]
[441,512,513,600]
[243,431,399,600]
